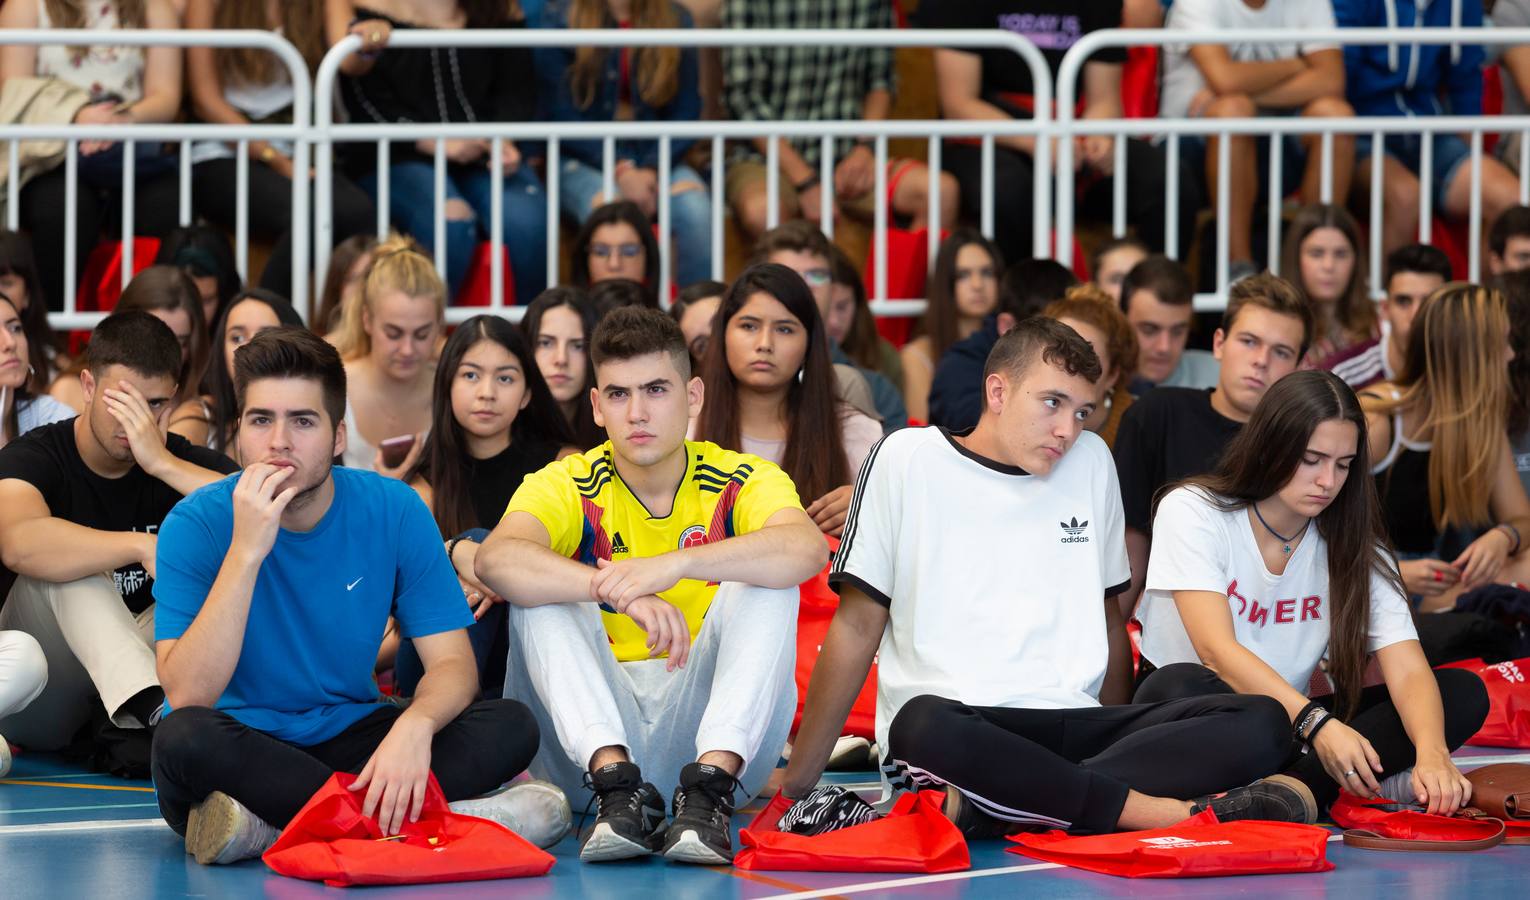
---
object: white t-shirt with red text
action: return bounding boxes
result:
[1140,485,1417,692]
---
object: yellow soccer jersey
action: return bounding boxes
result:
[506,440,804,661]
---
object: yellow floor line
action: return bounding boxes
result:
[0,779,155,793]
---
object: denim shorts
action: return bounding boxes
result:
[1355,132,1472,213]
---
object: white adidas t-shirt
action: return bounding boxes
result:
[1159,0,1340,120]
[1140,486,1417,692]
[830,427,1132,755]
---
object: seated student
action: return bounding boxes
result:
[1489,205,1530,275]
[1160,0,1354,281]
[670,280,724,372]
[1282,205,1374,370]
[1041,285,1139,448]
[477,306,828,864]
[570,201,663,309]
[0,230,63,390]
[1,294,73,448]
[1363,283,1530,610]
[150,327,566,865]
[781,318,1298,835]
[1137,370,1488,820]
[1113,275,1312,613]
[590,279,656,318]
[0,312,237,756]
[335,238,445,475]
[1092,237,1148,304]
[903,231,1005,424]
[315,234,380,342]
[828,247,903,395]
[154,224,243,331]
[1327,244,1451,389]
[694,264,883,537]
[752,222,907,432]
[523,287,606,449]
[389,315,578,696]
[1335,0,1520,255]
[1120,255,1219,392]
[204,290,306,457]
[927,258,1078,431]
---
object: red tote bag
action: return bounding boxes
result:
[1006,809,1334,878]
[262,772,556,887]
[736,790,970,874]
[793,537,878,740]
[1440,658,1530,747]
[1330,792,1508,851]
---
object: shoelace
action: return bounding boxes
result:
[674,773,741,822]
[577,773,647,839]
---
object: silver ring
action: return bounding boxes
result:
[1343,769,1358,778]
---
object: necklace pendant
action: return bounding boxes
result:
[1282,543,1293,554]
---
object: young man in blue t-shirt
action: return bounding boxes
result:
[149,328,567,865]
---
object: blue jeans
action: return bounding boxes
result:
[359,162,548,305]
[1355,132,1471,214]
[559,158,713,288]
[393,528,507,698]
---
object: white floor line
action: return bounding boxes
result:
[0,818,167,835]
[756,834,1346,898]
[1455,751,1530,766]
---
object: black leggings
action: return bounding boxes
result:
[150,700,538,834]
[886,691,1290,835]
[191,158,375,301]
[1134,662,1490,812]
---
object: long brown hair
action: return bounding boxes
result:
[1374,283,1511,530]
[0,231,56,392]
[920,229,1005,361]
[521,286,605,450]
[695,264,850,502]
[1281,204,1373,346]
[828,246,885,374]
[116,266,212,400]
[411,315,572,538]
[567,0,680,110]
[314,234,379,338]
[213,0,324,83]
[1174,370,1401,719]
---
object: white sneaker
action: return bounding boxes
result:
[450,780,572,849]
[185,791,282,865]
[0,735,11,778]
[826,735,874,770]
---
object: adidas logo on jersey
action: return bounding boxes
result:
[610,532,630,555]
[1059,517,1089,544]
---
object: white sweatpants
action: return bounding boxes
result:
[0,575,158,749]
[504,581,798,806]
[0,630,47,721]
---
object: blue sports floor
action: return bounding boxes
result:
[1,746,1526,898]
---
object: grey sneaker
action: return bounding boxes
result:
[450,780,572,849]
[1191,774,1318,824]
[185,791,281,865]
[0,734,11,778]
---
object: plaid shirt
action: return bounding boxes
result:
[722,0,898,166]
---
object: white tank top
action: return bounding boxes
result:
[35,0,144,104]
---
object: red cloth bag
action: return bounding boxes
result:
[262,772,555,887]
[1440,657,1530,747]
[1006,809,1334,878]
[793,536,878,740]
[1330,792,1509,849]
[736,790,970,873]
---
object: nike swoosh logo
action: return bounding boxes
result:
[346,577,364,591]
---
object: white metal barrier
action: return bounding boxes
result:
[0,29,311,329]
[313,28,1053,323]
[1055,27,1530,308]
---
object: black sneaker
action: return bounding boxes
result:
[1191,774,1318,824]
[579,762,667,862]
[661,762,739,864]
[941,784,1021,839]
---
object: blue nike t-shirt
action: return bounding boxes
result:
[153,467,472,745]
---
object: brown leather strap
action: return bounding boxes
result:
[1342,819,1507,852]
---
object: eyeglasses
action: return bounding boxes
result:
[591,243,643,260]
[799,267,831,287]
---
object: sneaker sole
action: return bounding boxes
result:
[579,822,656,862]
[185,793,243,866]
[1262,774,1319,824]
[662,828,732,865]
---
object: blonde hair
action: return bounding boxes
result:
[1376,283,1511,529]
[567,0,680,110]
[332,236,446,360]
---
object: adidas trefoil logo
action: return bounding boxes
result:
[610,532,630,555]
[1059,517,1090,544]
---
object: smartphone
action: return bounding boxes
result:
[380,434,416,469]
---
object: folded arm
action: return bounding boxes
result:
[0,480,153,582]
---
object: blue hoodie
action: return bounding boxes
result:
[1333,0,1485,118]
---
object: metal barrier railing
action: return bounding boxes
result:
[0,29,311,329]
[1056,27,1530,307]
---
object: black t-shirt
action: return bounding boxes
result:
[468,439,561,531]
[916,1,1126,117]
[1112,388,1243,534]
[0,419,239,613]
